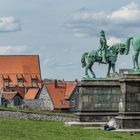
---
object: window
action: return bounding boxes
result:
[17,74,24,87]
[57,89,63,93]
[31,75,38,87]
[31,75,37,82]
[71,99,75,107]
[14,96,21,106]
[61,100,65,105]
[75,87,79,93]
[32,79,37,83]
[4,87,10,92]
[47,99,50,108]
[4,79,9,83]
[3,75,10,86]
[17,79,24,83]
[18,79,24,87]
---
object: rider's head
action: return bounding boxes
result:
[100,30,105,36]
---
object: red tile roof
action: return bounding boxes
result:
[65,83,77,99]
[24,88,39,100]
[45,81,77,109]
[6,87,26,98]
[2,92,21,101]
[0,55,42,88]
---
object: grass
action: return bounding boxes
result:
[0,119,140,140]
[0,107,75,117]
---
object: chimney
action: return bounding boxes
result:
[54,79,57,88]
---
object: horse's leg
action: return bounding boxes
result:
[112,63,115,73]
[89,62,96,78]
[135,51,140,69]
[85,64,90,78]
[133,51,137,69]
[84,57,91,78]
[107,63,111,77]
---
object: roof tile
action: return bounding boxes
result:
[24,88,39,100]
[0,55,42,88]
[2,92,21,101]
[45,81,77,109]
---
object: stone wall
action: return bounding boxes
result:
[23,99,46,110]
[116,74,140,129]
[0,111,79,122]
[77,80,120,122]
[78,80,121,112]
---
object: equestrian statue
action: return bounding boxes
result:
[125,36,140,70]
[81,30,127,79]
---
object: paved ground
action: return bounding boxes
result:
[65,122,140,133]
[113,129,140,133]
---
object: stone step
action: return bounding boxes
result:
[64,121,106,127]
[85,127,140,133]
[113,129,140,133]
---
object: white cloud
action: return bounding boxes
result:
[0,45,28,55]
[63,48,69,52]
[0,16,21,32]
[107,37,122,46]
[109,3,140,23]
[65,3,140,37]
[51,62,74,68]
[73,32,88,38]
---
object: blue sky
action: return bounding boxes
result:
[0,0,140,80]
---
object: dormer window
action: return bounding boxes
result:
[3,75,10,86]
[61,100,65,105]
[4,79,9,83]
[17,74,24,87]
[18,79,24,83]
[71,99,75,107]
[32,79,37,83]
[31,75,38,87]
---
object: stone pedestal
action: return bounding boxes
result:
[76,79,121,122]
[116,74,140,129]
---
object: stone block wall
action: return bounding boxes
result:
[23,99,46,110]
[77,80,121,112]
[0,111,79,122]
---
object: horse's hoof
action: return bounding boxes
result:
[84,75,90,79]
[106,75,110,78]
[92,75,96,78]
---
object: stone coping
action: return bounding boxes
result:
[81,78,120,81]
[116,116,140,119]
[113,129,140,133]
[65,121,106,127]
[85,127,140,133]
[75,112,118,115]
[118,112,140,115]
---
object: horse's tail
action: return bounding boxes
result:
[125,37,133,55]
[81,52,88,68]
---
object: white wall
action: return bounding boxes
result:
[39,85,54,110]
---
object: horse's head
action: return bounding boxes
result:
[117,43,126,55]
[110,43,126,55]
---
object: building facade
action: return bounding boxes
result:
[1,92,23,107]
[38,80,77,112]
[0,55,42,107]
